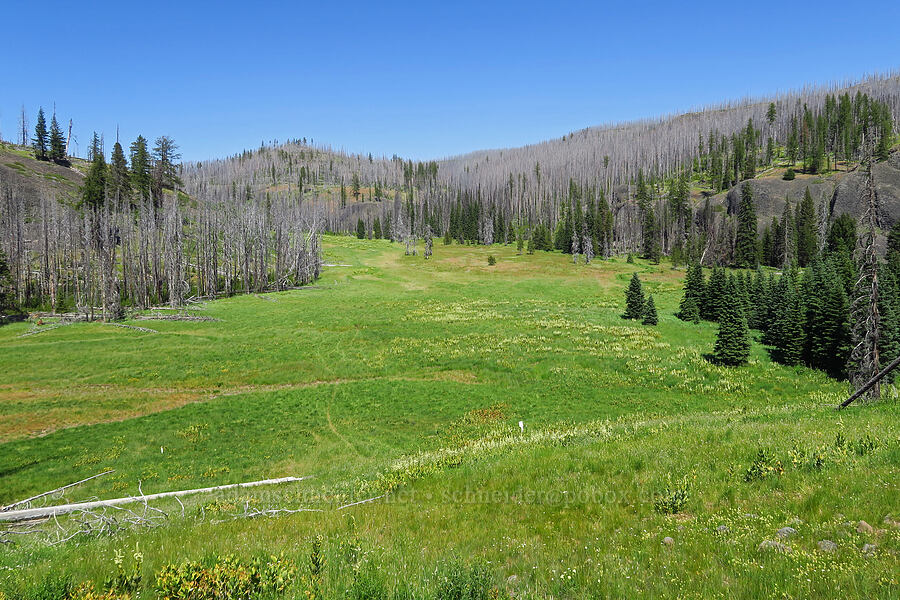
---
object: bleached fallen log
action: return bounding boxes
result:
[337,495,385,510]
[0,476,309,523]
[1,470,114,512]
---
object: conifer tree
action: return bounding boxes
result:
[32,108,48,160]
[109,141,131,204]
[82,137,107,209]
[769,274,804,365]
[48,112,66,162]
[734,182,758,268]
[373,218,382,239]
[356,218,366,239]
[803,259,851,377]
[130,136,152,201]
[702,267,728,321]
[643,295,658,325]
[712,280,751,366]
[796,187,818,267]
[677,263,705,321]
[622,273,645,320]
[878,268,900,383]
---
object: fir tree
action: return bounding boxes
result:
[0,249,14,317]
[803,259,851,377]
[81,134,107,209]
[48,112,66,162]
[768,274,804,365]
[109,141,131,203]
[622,273,645,320]
[129,135,152,202]
[32,108,48,160]
[734,182,758,268]
[373,218,382,239]
[796,187,818,267]
[643,295,658,325]
[356,218,366,239]
[712,281,751,366]
[701,267,728,322]
[677,263,705,322]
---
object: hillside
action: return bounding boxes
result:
[0,143,87,204]
[1,238,898,599]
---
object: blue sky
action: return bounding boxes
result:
[5,0,900,161]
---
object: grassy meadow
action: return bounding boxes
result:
[0,236,898,599]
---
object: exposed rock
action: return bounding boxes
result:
[716,525,729,534]
[758,540,792,553]
[862,543,877,555]
[506,575,518,585]
[857,521,874,534]
[662,536,675,546]
[777,527,797,539]
[817,540,837,553]
[884,516,900,528]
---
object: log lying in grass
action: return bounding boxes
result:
[1,470,114,512]
[0,476,309,523]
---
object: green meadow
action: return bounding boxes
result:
[0,236,898,599]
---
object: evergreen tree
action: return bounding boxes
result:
[109,141,131,203]
[768,274,804,365]
[701,267,728,321]
[356,218,366,239]
[734,182,758,268]
[81,136,107,209]
[796,187,818,267]
[803,259,851,377]
[677,263,705,322]
[878,268,900,383]
[32,107,48,160]
[712,280,751,366]
[129,135,152,202]
[642,205,661,263]
[48,112,66,162]
[643,295,658,325]
[373,217,382,239]
[622,273,646,320]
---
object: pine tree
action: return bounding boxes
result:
[796,187,818,267]
[32,108,48,160]
[373,218,382,239]
[622,273,645,320]
[734,182,758,268]
[130,136,152,201]
[643,295,658,325]
[878,268,900,383]
[713,281,751,366]
[0,249,14,318]
[769,274,804,365]
[803,259,851,377]
[677,263,705,322]
[109,141,131,203]
[48,112,66,162]
[356,218,366,239]
[82,140,107,209]
[702,267,728,321]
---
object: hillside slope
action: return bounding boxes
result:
[0,144,86,204]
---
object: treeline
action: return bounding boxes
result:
[675,218,900,383]
[0,126,321,320]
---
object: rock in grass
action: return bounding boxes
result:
[857,521,874,534]
[662,536,675,546]
[758,540,792,553]
[884,516,900,528]
[777,527,797,539]
[862,543,877,555]
[716,525,729,534]
[817,540,837,552]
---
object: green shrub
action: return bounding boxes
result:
[783,167,796,180]
[487,255,496,266]
[653,475,690,514]
[155,554,296,599]
[743,448,784,482]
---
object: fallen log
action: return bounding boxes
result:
[839,355,900,409]
[0,476,309,523]
[1,470,114,512]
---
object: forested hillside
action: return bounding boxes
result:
[181,72,900,265]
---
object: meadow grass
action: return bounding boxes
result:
[0,236,897,599]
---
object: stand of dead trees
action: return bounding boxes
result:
[0,180,322,319]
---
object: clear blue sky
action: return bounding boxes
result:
[5,0,900,162]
